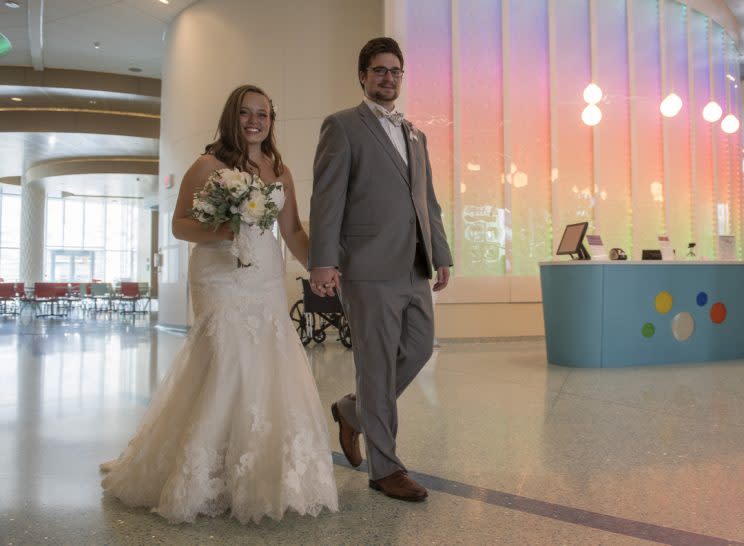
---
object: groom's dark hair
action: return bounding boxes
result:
[358,37,404,89]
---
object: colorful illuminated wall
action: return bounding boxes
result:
[396,0,743,300]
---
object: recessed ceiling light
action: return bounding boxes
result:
[5,1,21,8]
[10,97,22,102]
[159,0,170,4]
[93,41,101,49]
[128,66,142,73]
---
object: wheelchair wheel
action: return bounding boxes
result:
[312,328,327,343]
[338,316,352,348]
[289,300,313,346]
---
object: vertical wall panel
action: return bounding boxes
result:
[630,0,665,258]
[457,0,505,276]
[594,0,632,253]
[405,0,454,248]
[504,0,552,275]
[662,0,692,254]
[689,12,715,260]
[550,0,593,246]
[712,26,730,242]
[724,37,740,256]
[733,41,743,258]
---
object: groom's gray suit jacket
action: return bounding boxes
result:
[309,103,452,278]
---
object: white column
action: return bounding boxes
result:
[19,179,45,284]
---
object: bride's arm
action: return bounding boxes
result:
[277,167,309,269]
[172,155,234,243]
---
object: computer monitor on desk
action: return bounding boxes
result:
[556,222,590,260]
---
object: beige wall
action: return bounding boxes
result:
[157,0,384,326]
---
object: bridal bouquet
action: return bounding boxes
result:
[190,168,283,266]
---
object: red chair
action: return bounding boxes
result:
[118,282,151,314]
[30,283,67,317]
[0,283,18,315]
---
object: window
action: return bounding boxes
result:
[45,196,140,282]
[0,185,21,280]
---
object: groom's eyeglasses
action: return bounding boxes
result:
[368,66,404,79]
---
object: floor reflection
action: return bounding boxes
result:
[2,317,744,544]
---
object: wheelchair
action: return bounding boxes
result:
[289,277,352,348]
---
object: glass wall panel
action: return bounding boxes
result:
[1,195,20,248]
[85,200,106,248]
[457,0,505,276]
[0,188,21,280]
[505,0,552,274]
[46,199,63,248]
[689,11,715,260]
[661,0,692,254]
[0,249,19,281]
[63,200,84,248]
[550,0,593,245]
[405,0,454,250]
[594,0,632,254]
[630,0,665,258]
[712,26,730,239]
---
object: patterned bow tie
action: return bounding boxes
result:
[378,109,405,127]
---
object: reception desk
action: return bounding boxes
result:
[539,261,744,367]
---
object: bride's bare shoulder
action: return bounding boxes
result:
[192,153,228,174]
[277,164,294,185]
[188,154,227,178]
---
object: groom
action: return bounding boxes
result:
[309,37,452,502]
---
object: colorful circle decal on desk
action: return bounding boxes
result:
[642,323,656,338]
[710,302,727,324]
[655,291,673,314]
[671,312,694,341]
[696,292,708,306]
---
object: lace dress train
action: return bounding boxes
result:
[101,217,338,524]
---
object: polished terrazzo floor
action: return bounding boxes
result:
[1,313,743,545]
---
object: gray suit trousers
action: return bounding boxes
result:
[336,260,434,480]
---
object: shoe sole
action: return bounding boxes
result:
[331,402,362,468]
[368,479,428,502]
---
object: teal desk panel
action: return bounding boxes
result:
[540,262,744,367]
[539,263,604,367]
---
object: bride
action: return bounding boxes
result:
[100,84,338,524]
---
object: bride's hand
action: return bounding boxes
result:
[217,222,234,241]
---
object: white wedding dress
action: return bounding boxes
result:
[101,184,338,524]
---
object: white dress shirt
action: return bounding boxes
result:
[363,97,408,165]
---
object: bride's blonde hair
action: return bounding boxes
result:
[205,84,285,177]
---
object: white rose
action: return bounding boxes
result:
[268,185,285,210]
[193,198,214,215]
[221,169,248,194]
[239,193,266,221]
[242,171,261,188]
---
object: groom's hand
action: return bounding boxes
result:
[432,266,450,292]
[309,267,341,297]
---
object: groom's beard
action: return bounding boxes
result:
[368,87,399,103]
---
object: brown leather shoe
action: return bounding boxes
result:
[369,470,428,502]
[331,401,362,467]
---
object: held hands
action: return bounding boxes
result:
[309,267,342,297]
[432,266,450,292]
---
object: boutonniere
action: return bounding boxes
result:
[404,120,419,142]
